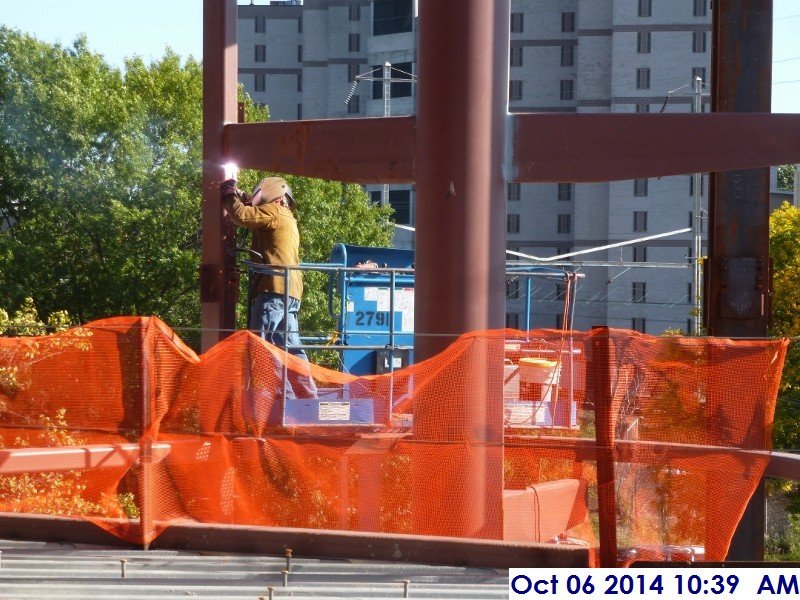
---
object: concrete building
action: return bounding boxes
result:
[237,0,720,334]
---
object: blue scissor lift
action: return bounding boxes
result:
[246,244,583,429]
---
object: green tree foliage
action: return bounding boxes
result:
[0,27,394,344]
[0,28,204,327]
[769,202,800,514]
[777,165,795,192]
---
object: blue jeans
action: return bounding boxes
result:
[250,292,318,399]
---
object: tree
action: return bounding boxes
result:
[769,202,800,456]
[777,165,795,192]
[0,28,393,346]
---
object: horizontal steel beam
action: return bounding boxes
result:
[224,117,415,183]
[509,436,800,483]
[223,113,800,186]
[0,513,589,568]
[511,113,800,183]
[0,443,171,475]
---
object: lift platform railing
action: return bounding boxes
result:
[242,257,585,429]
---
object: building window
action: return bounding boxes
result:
[349,3,361,21]
[558,183,573,202]
[254,73,265,92]
[508,182,521,202]
[298,15,303,33]
[507,279,521,300]
[507,213,521,234]
[506,312,520,329]
[555,282,567,300]
[632,282,647,303]
[510,12,524,33]
[348,64,359,82]
[633,210,648,232]
[297,45,303,63]
[694,0,707,17]
[556,247,571,259]
[634,178,649,197]
[369,191,382,205]
[297,103,303,120]
[557,214,572,234]
[633,246,647,262]
[632,318,646,333]
[373,0,413,36]
[561,45,575,67]
[372,62,413,99]
[509,80,523,101]
[687,282,693,304]
[255,44,266,63]
[389,189,411,224]
[693,31,706,53]
[636,103,650,113]
[348,95,360,114]
[637,31,651,53]
[348,33,360,52]
[692,67,707,83]
[297,73,302,92]
[638,0,652,18]
[562,12,576,33]
[560,79,574,100]
[510,46,523,67]
[636,67,651,90]
[255,16,266,33]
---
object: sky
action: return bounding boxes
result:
[0,0,798,112]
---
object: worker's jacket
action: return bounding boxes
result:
[223,196,303,300]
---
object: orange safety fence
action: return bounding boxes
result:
[0,316,787,565]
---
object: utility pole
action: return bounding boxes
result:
[691,76,704,335]
[382,62,391,207]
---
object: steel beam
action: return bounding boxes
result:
[707,0,774,561]
[224,117,415,183]
[410,0,508,540]
[0,444,171,474]
[200,0,239,351]
[512,113,800,183]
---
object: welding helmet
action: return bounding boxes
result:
[253,177,296,210]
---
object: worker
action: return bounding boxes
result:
[220,176,318,399]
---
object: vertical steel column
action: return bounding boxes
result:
[201,0,239,351]
[707,0,773,560]
[412,0,509,538]
[588,327,618,568]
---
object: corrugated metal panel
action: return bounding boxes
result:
[0,540,508,599]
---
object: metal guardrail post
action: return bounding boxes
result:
[139,319,155,549]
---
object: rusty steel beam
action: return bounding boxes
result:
[507,437,800,484]
[707,0,773,562]
[224,117,416,184]
[200,0,239,351]
[587,328,618,568]
[0,443,171,474]
[512,113,800,183]
[410,0,508,542]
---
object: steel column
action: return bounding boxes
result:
[411,0,509,538]
[200,0,239,351]
[588,328,618,568]
[707,0,773,561]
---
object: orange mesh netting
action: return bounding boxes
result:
[0,317,787,565]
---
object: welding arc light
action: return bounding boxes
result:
[223,162,239,181]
